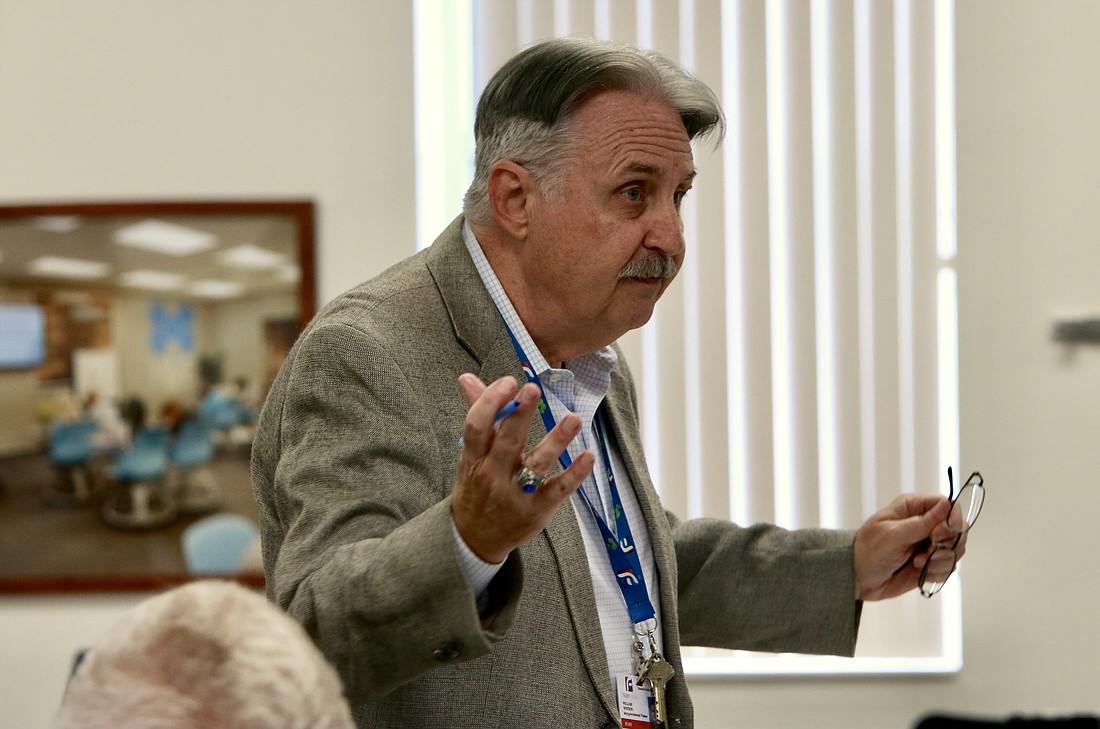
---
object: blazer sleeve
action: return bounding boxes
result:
[252,318,523,702]
[671,514,861,656]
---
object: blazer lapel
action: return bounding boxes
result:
[424,216,505,365]
[426,216,621,719]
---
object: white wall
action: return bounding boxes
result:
[3,2,1099,728]
[0,3,414,728]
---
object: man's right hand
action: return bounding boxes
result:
[450,373,594,564]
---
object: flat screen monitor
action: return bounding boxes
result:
[0,303,47,370]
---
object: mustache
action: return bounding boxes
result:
[618,255,679,280]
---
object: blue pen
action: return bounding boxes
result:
[491,400,521,423]
[458,400,521,446]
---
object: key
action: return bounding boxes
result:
[643,653,676,727]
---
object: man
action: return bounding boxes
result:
[52,580,355,729]
[252,37,960,728]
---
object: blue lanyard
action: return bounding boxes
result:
[501,323,656,627]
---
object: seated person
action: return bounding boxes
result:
[84,391,130,452]
[199,385,256,448]
[49,389,82,423]
[52,579,355,729]
[159,398,192,435]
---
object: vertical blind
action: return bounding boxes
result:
[422,0,962,674]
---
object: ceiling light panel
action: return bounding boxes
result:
[28,256,110,279]
[119,269,186,291]
[218,244,287,269]
[31,216,82,233]
[276,264,301,283]
[188,279,243,299]
[114,219,217,256]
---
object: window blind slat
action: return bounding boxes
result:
[731,0,778,526]
[600,0,638,43]
[910,0,943,494]
[720,0,750,524]
[769,0,820,530]
[896,0,918,495]
[820,0,867,528]
[472,0,518,99]
[556,0,597,38]
[517,0,555,46]
[865,0,904,514]
[687,1,732,521]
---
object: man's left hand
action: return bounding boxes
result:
[853,493,963,601]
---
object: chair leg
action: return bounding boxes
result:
[175,466,221,514]
[43,465,92,507]
[102,478,178,530]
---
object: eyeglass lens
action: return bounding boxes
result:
[919,470,984,597]
[919,546,958,598]
[946,473,985,534]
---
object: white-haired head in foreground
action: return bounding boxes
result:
[53,579,355,729]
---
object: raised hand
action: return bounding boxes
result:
[450,373,595,564]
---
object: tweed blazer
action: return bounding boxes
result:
[250,217,861,729]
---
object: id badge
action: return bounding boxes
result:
[615,673,654,729]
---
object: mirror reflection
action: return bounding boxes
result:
[0,201,315,591]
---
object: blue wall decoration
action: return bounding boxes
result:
[150,302,195,353]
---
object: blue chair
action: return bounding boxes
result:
[181,513,260,575]
[44,419,99,504]
[199,390,256,452]
[169,418,220,513]
[102,426,175,529]
[198,390,240,429]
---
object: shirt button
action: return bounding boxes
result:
[432,640,463,662]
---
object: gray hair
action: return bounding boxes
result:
[53,580,355,729]
[462,36,725,225]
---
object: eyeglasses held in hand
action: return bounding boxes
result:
[919,467,985,598]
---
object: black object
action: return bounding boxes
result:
[916,714,1100,728]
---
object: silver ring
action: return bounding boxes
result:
[514,466,546,493]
